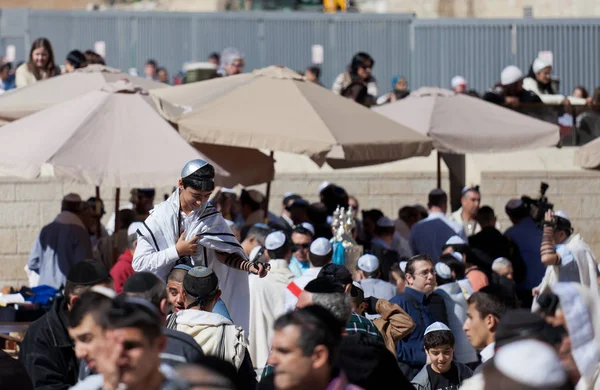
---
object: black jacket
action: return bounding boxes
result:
[19,297,79,390]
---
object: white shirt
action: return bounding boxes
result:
[359,278,397,300]
[480,341,495,363]
[284,267,322,312]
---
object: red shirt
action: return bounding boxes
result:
[110,249,134,294]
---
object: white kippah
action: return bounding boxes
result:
[300,222,315,236]
[493,257,510,265]
[399,261,407,273]
[358,254,380,273]
[450,252,464,262]
[495,339,567,387]
[90,285,117,299]
[554,210,570,222]
[310,238,332,256]
[446,235,466,246]
[318,181,331,193]
[424,321,451,335]
[265,231,286,251]
[451,75,466,89]
[435,262,452,280]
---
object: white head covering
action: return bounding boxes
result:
[399,261,407,273]
[220,47,244,66]
[265,231,286,251]
[424,321,451,335]
[446,235,466,246]
[554,210,570,222]
[435,262,452,280]
[127,222,144,237]
[90,285,117,299]
[451,75,467,89]
[501,65,523,86]
[357,254,379,273]
[532,57,551,74]
[310,238,332,256]
[450,252,464,262]
[494,339,567,387]
[181,159,209,178]
[300,222,315,236]
[318,181,331,193]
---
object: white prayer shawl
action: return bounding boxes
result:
[248,259,294,370]
[533,234,599,312]
[133,189,250,334]
[550,283,600,390]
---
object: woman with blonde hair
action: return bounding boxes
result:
[16,37,59,88]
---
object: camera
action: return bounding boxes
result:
[521,182,553,226]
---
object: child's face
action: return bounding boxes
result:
[425,344,454,374]
[498,265,514,280]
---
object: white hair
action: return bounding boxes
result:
[492,258,512,273]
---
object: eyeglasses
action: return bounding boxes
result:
[413,269,436,278]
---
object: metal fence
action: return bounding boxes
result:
[1,8,600,96]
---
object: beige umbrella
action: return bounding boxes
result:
[151,66,432,165]
[0,65,168,121]
[372,87,560,154]
[575,138,600,169]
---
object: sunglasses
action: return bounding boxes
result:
[292,243,310,251]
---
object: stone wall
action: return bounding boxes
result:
[2,169,599,288]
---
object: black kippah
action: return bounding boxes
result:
[66,260,110,286]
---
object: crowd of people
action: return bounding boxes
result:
[3,35,600,390]
[1,156,597,390]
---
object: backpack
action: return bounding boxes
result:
[216,324,248,370]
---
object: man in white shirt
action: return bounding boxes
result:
[248,231,294,374]
[355,254,396,300]
[410,189,466,261]
[462,286,510,373]
[450,186,482,237]
[284,238,332,312]
[133,159,267,336]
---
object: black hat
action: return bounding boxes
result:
[66,260,110,286]
[318,264,353,286]
[496,309,565,348]
[137,188,156,198]
[304,277,345,294]
[183,266,219,299]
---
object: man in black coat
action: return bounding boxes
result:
[19,260,113,390]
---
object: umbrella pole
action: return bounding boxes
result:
[113,187,121,263]
[264,151,274,223]
[95,186,102,240]
[436,151,442,189]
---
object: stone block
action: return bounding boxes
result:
[0,255,28,284]
[0,229,17,254]
[360,196,394,217]
[411,179,440,196]
[0,184,15,201]
[62,183,96,199]
[582,196,600,218]
[369,180,412,195]
[557,179,600,195]
[551,196,583,219]
[0,202,40,227]
[17,228,39,255]
[40,201,61,226]
[481,178,517,196]
[16,182,63,201]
